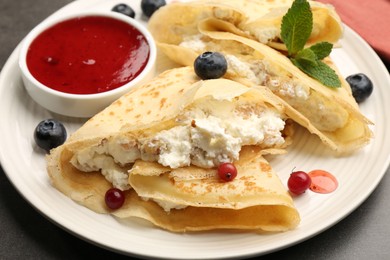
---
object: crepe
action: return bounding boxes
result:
[47,66,300,232]
[148,0,343,51]
[125,146,300,232]
[48,145,300,232]
[148,10,372,154]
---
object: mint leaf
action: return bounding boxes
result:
[280,0,339,89]
[295,48,317,66]
[292,59,341,88]
[281,0,313,56]
[308,42,333,60]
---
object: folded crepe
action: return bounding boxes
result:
[125,146,300,232]
[148,13,372,154]
[148,0,343,51]
[47,66,300,232]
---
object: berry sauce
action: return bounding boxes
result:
[26,16,150,94]
[308,170,338,194]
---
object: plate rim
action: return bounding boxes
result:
[1,0,390,259]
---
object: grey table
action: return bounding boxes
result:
[0,0,389,259]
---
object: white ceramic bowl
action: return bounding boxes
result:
[19,11,156,118]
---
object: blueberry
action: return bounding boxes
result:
[141,0,166,18]
[346,73,373,103]
[112,3,135,18]
[194,52,228,80]
[34,119,67,152]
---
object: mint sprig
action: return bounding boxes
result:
[281,0,341,88]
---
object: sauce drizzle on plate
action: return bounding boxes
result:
[308,170,338,194]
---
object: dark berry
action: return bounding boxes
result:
[194,52,228,80]
[105,188,125,209]
[34,119,67,152]
[141,0,166,18]
[346,73,373,103]
[112,3,135,18]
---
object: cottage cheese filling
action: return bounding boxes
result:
[71,100,285,191]
[142,197,188,212]
[251,27,279,44]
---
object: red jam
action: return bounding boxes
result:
[26,16,150,94]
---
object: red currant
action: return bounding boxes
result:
[105,188,125,209]
[287,171,312,195]
[218,162,237,182]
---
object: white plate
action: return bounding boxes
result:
[1,0,389,259]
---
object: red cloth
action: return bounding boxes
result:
[317,0,390,62]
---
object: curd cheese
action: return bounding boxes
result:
[251,27,279,44]
[179,34,207,53]
[143,197,187,212]
[71,99,286,190]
